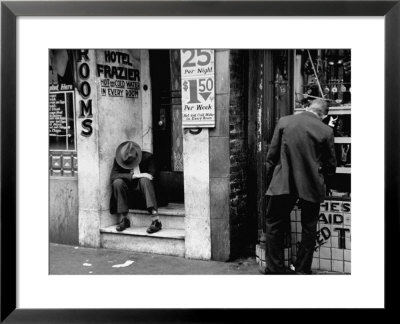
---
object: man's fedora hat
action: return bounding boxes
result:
[115,141,142,170]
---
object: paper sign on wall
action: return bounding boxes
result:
[180,49,215,128]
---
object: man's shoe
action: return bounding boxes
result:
[284,268,298,275]
[259,267,297,275]
[259,267,280,275]
[116,218,130,232]
[295,270,313,275]
[290,264,312,275]
[146,220,162,234]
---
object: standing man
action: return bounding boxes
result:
[263,99,336,274]
[110,141,162,234]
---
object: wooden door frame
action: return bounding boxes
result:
[247,50,272,242]
[247,50,294,243]
[149,49,172,172]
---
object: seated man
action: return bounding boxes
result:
[109,141,162,234]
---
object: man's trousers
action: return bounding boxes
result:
[265,194,320,273]
[111,177,158,214]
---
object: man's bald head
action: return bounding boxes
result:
[306,99,329,119]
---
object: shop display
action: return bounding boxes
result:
[286,49,352,273]
[338,144,351,167]
[295,49,351,109]
[49,50,77,177]
[324,114,351,137]
[295,49,351,200]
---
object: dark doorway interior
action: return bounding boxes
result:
[149,50,184,205]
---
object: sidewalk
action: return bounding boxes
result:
[49,243,342,275]
[49,243,261,275]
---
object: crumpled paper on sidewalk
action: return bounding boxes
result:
[112,260,134,268]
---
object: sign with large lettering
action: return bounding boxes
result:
[76,50,93,137]
[97,50,140,99]
[290,199,351,272]
[316,200,351,250]
[180,49,215,128]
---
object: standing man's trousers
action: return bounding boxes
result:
[265,194,320,273]
[112,178,158,214]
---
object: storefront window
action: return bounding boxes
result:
[49,91,76,151]
[285,50,352,274]
[294,49,351,109]
[49,50,78,177]
[294,49,351,199]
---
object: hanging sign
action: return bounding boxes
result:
[180,49,215,128]
[97,50,140,99]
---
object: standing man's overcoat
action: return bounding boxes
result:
[266,111,337,203]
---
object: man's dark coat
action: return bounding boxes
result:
[266,111,337,203]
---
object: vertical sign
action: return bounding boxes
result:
[180,49,215,128]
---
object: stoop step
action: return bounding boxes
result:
[100,203,185,257]
[127,203,185,230]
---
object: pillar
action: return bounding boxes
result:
[76,49,146,246]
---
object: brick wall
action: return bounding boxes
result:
[228,50,249,258]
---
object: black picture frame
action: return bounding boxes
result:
[1,0,399,322]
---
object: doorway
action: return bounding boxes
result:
[247,50,294,242]
[149,50,184,206]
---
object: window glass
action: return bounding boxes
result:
[294,49,351,109]
[49,50,77,176]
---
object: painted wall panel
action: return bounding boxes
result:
[49,178,79,245]
[183,129,211,260]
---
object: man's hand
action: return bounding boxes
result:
[140,173,153,180]
[132,172,153,180]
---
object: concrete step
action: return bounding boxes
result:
[128,203,185,230]
[100,226,185,257]
[131,203,185,216]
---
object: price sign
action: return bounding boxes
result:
[49,91,76,150]
[180,49,215,128]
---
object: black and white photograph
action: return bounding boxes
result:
[49,48,352,275]
[3,2,395,318]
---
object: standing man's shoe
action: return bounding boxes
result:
[290,264,312,274]
[146,220,162,234]
[116,217,130,232]
[259,267,297,275]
